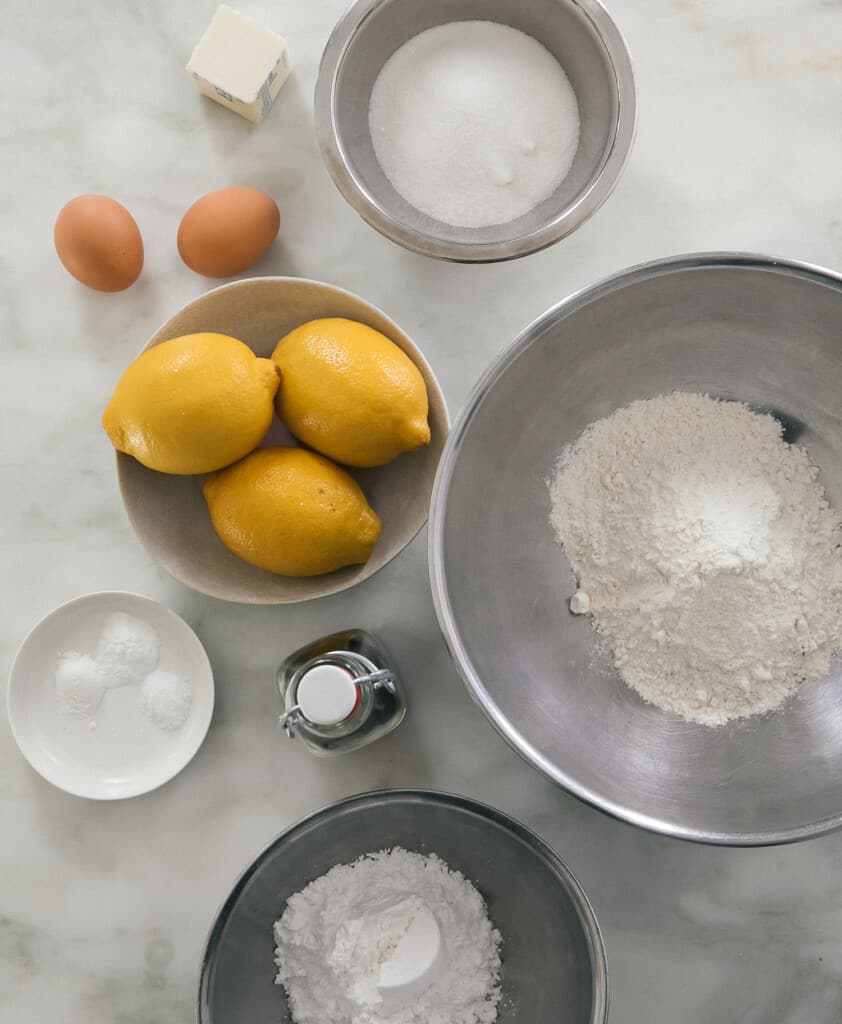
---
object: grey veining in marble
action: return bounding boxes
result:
[3,0,842,1022]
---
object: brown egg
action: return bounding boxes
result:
[54,195,144,292]
[177,187,281,278]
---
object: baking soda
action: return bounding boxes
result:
[54,613,192,732]
[55,652,105,716]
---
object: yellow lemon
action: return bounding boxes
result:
[203,447,381,577]
[271,318,431,468]
[102,333,280,474]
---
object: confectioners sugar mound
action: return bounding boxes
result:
[549,392,842,725]
[273,847,502,1024]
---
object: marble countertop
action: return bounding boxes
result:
[4,0,842,1021]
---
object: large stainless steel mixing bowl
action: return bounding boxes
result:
[430,253,842,846]
[198,790,607,1023]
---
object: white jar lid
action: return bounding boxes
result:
[297,663,360,726]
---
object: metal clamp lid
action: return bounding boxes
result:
[279,665,397,737]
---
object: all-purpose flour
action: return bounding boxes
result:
[550,393,842,725]
[273,847,502,1024]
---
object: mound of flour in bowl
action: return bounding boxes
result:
[549,392,842,725]
[273,847,501,1024]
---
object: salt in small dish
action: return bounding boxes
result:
[7,591,214,800]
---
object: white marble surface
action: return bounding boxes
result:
[3,0,842,1021]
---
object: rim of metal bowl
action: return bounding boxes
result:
[315,0,637,263]
[196,788,608,1024]
[428,251,842,846]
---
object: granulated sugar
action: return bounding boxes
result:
[53,612,192,733]
[55,652,105,716]
[550,393,842,725]
[369,21,579,228]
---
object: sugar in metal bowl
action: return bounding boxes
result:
[315,0,636,262]
[430,253,842,845]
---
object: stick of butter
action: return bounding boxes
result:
[186,4,292,124]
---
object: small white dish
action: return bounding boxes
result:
[7,591,214,799]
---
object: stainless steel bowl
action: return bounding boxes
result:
[198,790,608,1024]
[429,254,842,846]
[315,0,636,262]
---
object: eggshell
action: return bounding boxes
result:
[54,195,144,292]
[177,187,281,278]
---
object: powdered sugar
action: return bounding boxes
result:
[549,392,842,725]
[273,847,502,1024]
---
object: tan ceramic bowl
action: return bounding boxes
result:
[116,278,449,604]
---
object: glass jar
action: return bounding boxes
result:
[277,629,406,756]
